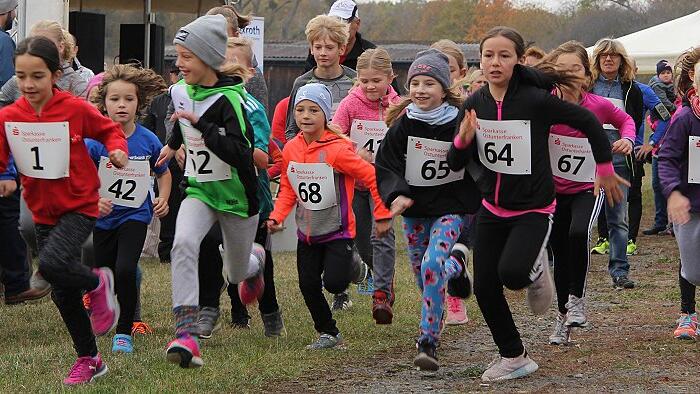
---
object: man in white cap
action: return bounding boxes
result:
[0,0,17,87]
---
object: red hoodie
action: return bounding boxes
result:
[0,89,127,225]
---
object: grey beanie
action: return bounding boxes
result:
[295,83,333,122]
[0,0,17,14]
[173,14,228,70]
[407,48,451,90]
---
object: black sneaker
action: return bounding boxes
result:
[332,291,352,311]
[446,243,473,299]
[261,310,285,337]
[613,276,636,290]
[231,313,251,329]
[413,339,439,371]
[642,227,666,236]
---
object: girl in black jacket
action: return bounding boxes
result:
[448,26,628,382]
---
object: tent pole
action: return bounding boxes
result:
[144,0,151,68]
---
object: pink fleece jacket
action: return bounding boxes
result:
[332,85,401,135]
[550,91,635,195]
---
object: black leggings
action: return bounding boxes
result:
[680,265,696,315]
[473,208,552,358]
[551,191,604,314]
[93,220,148,335]
[36,213,99,358]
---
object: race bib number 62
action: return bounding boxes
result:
[476,119,532,175]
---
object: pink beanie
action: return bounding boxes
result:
[85,72,105,98]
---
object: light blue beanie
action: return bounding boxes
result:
[294,83,333,122]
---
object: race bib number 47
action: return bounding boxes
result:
[287,162,337,210]
[548,135,596,182]
[350,120,388,163]
[98,157,150,208]
[476,119,532,175]
[688,136,700,184]
[405,137,464,186]
[5,122,69,179]
[181,122,231,183]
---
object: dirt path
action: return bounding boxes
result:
[274,229,699,393]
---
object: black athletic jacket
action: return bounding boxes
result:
[447,65,613,212]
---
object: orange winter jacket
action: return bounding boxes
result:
[269,130,390,244]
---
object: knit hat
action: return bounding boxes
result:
[656,60,672,76]
[0,0,17,14]
[329,0,359,21]
[407,49,451,90]
[173,15,228,70]
[295,83,333,122]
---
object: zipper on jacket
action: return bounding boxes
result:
[494,100,503,207]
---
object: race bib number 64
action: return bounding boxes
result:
[476,119,532,175]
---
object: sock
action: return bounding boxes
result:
[173,305,199,336]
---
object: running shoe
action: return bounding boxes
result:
[673,313,698,340]
[565,295,588,327]
[626,239,638,256]
[642,226,666,235]
[414,339,439,371]
[445,296,469,325]
[372,290,393,325]
[526,259,554,315]
[549,313,570,345]
[238,243,266,305]
[447,243,473,299]
[613,276,636,290]
[306,333,343,350]
[82,293,91,312]
[262,310,285,337]
[88,268,119,336]
[591,238,609,255]
[230,315,251,329]
[196,307,221,339]
[357,272,375,295]
[332,291,352,311]
[166,332,203,368]
[481,351,539,382]
[63,354,108,386]
[112,334,133,353]
[131,321,153,336]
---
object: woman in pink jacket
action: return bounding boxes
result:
[543,41,636,345]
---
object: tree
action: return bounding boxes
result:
[464,0,517,42]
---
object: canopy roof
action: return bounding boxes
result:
[69,0,225,14]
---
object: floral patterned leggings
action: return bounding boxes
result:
[402,214,465,344]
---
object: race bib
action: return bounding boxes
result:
[405,137,464,186]
[603,98,625,130]
[287,162,337,210]
[5,122,69,179]
[350,120,388,163]
[548,135,596,182]
[181,122,231,182]
[98,156,150,208]
[688,136,700,184]
[476,119,532,175]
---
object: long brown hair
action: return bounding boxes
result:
[542,40,593,90]
[95,64,167,115]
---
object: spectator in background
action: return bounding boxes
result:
[168,66,180,85]
[523,46,546,66]
[0,0,16,87]
[69,33,95,81]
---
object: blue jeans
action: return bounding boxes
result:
[606,165,630,278]
[651,157,668,229]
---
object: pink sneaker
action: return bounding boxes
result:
[166,333,203,368]
[238,243,265,305]
[88,268,120,336]
[445,296,469,325]
[63,354,108,385]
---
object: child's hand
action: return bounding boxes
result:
[635,143,654,160]
[374,218,392,238]
[668,191,691,225]
[357,147,373,163]
[390,195,414,217]
[108,149,128,168]
[98,198,113,217]
[253,148,269,170]
[0,180,17,198]
[153,197,169,218]
[156,145,176,168]
[457,109,478,146]
[171,110,200,125]
[175,147,186,169]
[266,219,285,234]
[594,172,631,207]
[611,139,633,155]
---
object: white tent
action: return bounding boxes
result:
[588,10,700,74]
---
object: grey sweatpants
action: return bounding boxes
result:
[352,189,396,295]
[675,212,700,286]
[171,197,259,308]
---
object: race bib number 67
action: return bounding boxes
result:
[476,119,532,175]
[5,122,70,179]
[548,135,595,182]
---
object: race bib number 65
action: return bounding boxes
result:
[5,122,70,179]
[405,137,464,186]
[476,119,532,175]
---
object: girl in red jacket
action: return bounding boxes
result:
[0,36,128,386]
[267,83,392,350]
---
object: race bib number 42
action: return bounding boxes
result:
[98,156,150,208]
[688,136,700,184]
[181,122,231,182]
[5,122,69,179]
[287,162,337,210]
[548,135,596,182]
[405,137,464,186]
[350,120,388,163]
[476,119,532,175]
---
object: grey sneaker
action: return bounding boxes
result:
[332,291,353,311]
[306,333,343,350]
[549,313,570,345]
[481,351,539,382]
[196,307,221,339]
[565,295,588,327]
[526,255,554,315]
[30,271,51,292]
[261,310,285,337]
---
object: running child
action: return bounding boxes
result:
[267,83,392,349]
[448,27,627,381]
[86,64,171,353]
[0,36,127,385]
[156,14,264,368]
[375,49,481,371]
[332,47,399,324]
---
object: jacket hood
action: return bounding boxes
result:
[348,84,400,108]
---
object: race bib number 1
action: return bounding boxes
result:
[476,119,532,175]
[405,137,464,186]
[287,162,337,210]
[688,136,700,184]
[548,135,596,182]
[5,122,69,179]
[98,157,150,208]
[350,120,388,163]
[181,122,231,182]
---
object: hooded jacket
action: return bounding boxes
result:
[332,85,400,134]
[0,89,127,225]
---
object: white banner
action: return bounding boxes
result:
[240,17,265,73]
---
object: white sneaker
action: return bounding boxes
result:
[481,351,539,382]
[526,253,554,315]
[549,313,570,345]
[565,295,588,327]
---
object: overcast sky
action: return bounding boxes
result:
[356,0,565,12]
